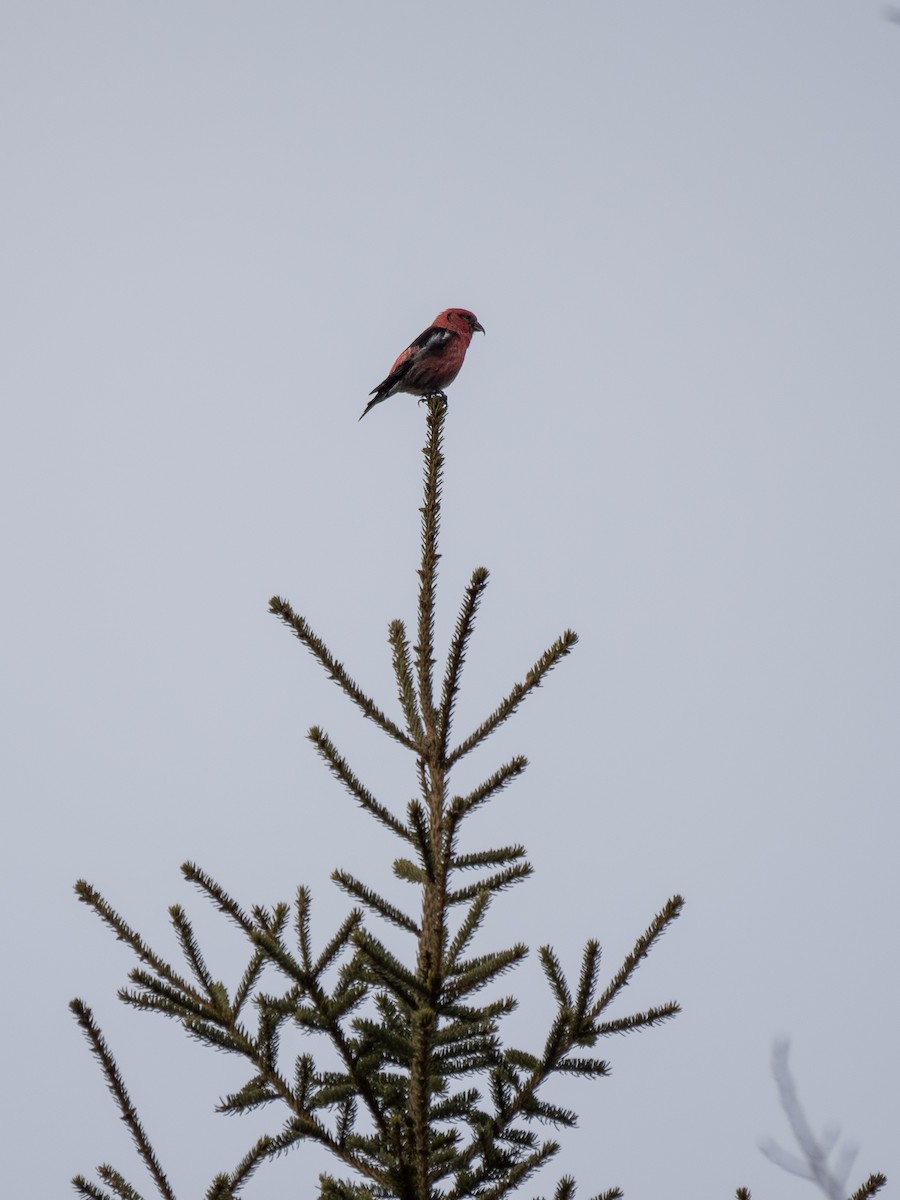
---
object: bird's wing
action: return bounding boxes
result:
[363,326,459,419]
[407,325,455,355]
[374,326,455,392]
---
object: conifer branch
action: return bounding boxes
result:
[180,863,258,938]
[319,1172,383,1200]
[166,940,390,1185]
[75,882,204,1006]
[447,632,578,766]
[446,864,533,906]
[851,1177,888,1200]
[532,1101,578,1128]
[332,869,421,934]
[444,891,492,970]
[596,1004,681,1036]
[448,756,528,823]
[256,901,290,936]
[269,596,418,750]
[493,999,528,1028]
[450,845,527,871]
[394,856,427,884]
[554,1056,609,1077]
[309,727,413,842]
[574,941,602,1021]
[69,1001,176,1200]
[434,1047,500,1078]
[214,1014,387,1187]
[388,618,425,745]
[588,895,684,1023]
[353,928,428,1004]
[314,907,365,976]
[406,798,436,879]
[216,1077,279,1114]
[434,1021,501,1056]
[270,1112,390,1188]
[538,947,573,1011]
[181,1017,249,1054]
[294,883,314,969]
[119,972,219,1023]
[416,397,446,738]
[477,1139,560,1200]
[169,905,215,996]
[292,968,393,1143]
[553,1177,576,1200]
[450,908,684,1188]
[95,1166,148,1200]
[439,566,490,757]
[430,1089,482,1122]
[229,950,264,1017]
[72,1177,117,1200]
[251,926,308,991]
[444,945,529,1002]
[205,1174,237,1200]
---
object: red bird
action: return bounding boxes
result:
[360,308,485,420]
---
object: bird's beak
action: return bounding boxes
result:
[473,320,485,335]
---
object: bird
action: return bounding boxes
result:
[360,308,485,420]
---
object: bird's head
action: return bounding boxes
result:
[440,309,485,337]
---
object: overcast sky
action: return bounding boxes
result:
[3,3,898,1197]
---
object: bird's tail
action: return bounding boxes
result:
[359,392,386,421]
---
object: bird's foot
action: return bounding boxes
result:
[417,391,448,410]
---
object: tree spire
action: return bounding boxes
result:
[71,400,689,1200]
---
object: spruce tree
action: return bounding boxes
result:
[75,398,839,1200]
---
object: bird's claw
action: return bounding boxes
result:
[418,391,448,409]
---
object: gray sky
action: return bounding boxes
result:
[3,3,898,1197]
